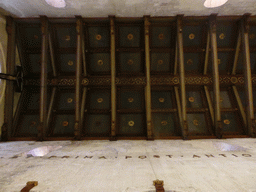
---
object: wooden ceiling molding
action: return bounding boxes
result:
[2,14,256,141]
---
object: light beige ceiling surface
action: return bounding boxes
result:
[0,0,256,18]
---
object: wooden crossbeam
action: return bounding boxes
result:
[241,14,256,137]
[74,16,83,139]
[110,16,117,141]
[177,15,188,139]
[144,16,153,140]
[209,14,222,138]
[38,16,49,140]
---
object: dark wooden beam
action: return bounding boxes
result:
[38,16,49,140]
[110,16,117,141]
[232,32,241,75]
[241,14,256,137]
[204,32,210,74]
[204,31,214,126]
[177,15,188,139]
[46,87,56,132]
[144,16,153,140]
[48,26,57,77]
[74,16,83,139]
[12,89,26,136]
[2,16,16,140]
[232,86,247,127]
[209,14,222,139]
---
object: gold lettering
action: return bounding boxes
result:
[205,154,214,158]
[125,156,132,159]
[219,154,227,157]
[242,154,252,157]
[166,155,172,158]
[139,156,147,159]
[232,154,238,157]
[193,155,201,158]
[153,155,160,158]
[99,156,106,159]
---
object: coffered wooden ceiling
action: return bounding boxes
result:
[2,15,256,141]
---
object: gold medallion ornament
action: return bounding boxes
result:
[96,34,102,40]
[189,97,195,102]
[128,121,134,127]
[68,60,74,66]
[187,59,193,65]
[220,97,223,102]
[224,119,230,125]
[65,35,70,41]
[158,33,164,40]
[97,98,103,103]
[30,121,36,126]
[218,59,221,65]
[231,77,238,84]
[159,98,165,103]
[161,121,167,126]
[128,97,134,103]
[158,60,163,65]
[219,33,225,39]
[67,98,73,103]
[127,59,134,65]
[193,119,199,126]
[62,121,69,127]
[189,33,195,40]
[127,34,133,40]
[98,60,103,66]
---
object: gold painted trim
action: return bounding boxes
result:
[68,60,74,66]
[97,98,103,103]
[219,33,225,40]
[62,121,69,127]
[159,98,165,103]
[189,33,195,40]
[67,98,73,103]
[193,119,199,126]
[189,97,194,102]
[161,120,167,126]
[98,60,103,66]
[231,77,238,84]
[128,97,134,103]
[128,121,134,127]
[96,34,102,40]
[127,34,133,40]
[65,35,70,41]
[224,119,230,125]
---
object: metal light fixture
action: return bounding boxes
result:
[204,0,228,8]
[45,0,66,8]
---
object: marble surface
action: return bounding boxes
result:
[0,139,256,191]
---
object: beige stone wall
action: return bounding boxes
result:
[0,15,7,138]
